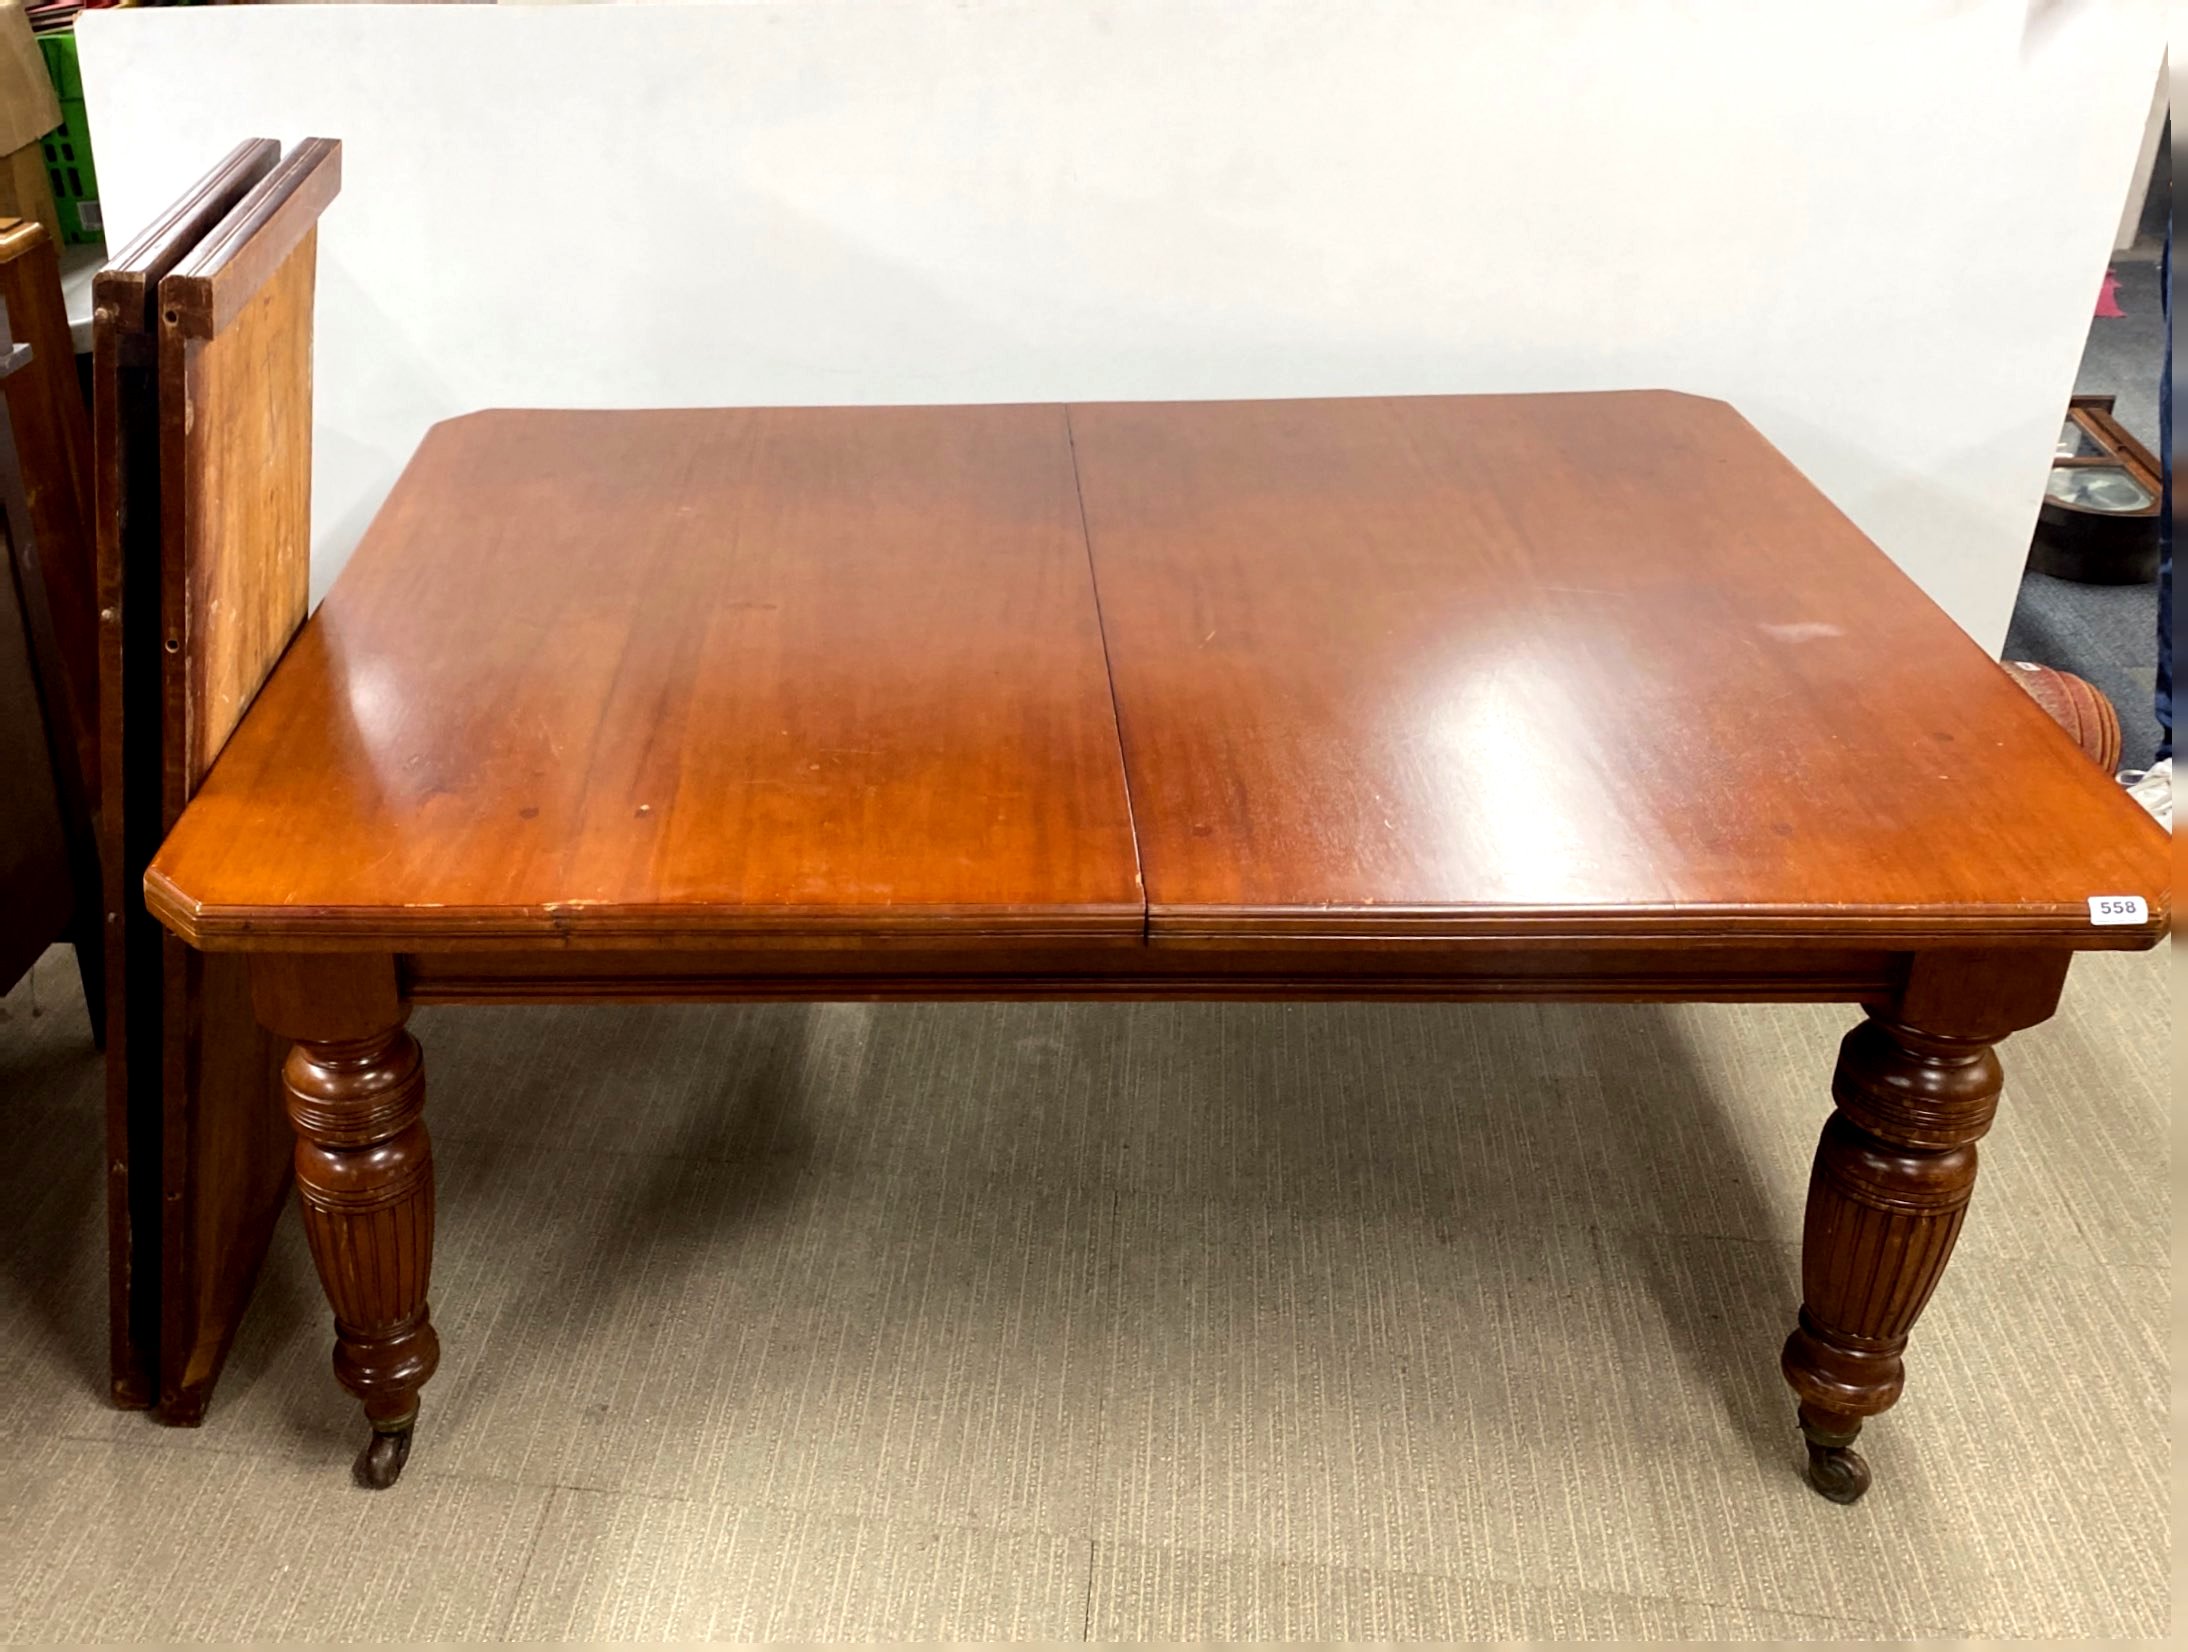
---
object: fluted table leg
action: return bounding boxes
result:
[253,955,439,1489]
[1781,951,2069,1503]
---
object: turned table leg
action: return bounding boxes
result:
[1780,951,2069,1503]
[253,955,439,1488]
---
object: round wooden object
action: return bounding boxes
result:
[2003,661,2121,773]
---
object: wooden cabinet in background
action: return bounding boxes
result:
[0,335,98,1022]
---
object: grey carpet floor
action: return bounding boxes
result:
[0,940,2168,1642]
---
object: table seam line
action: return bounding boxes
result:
[1064,404,1150,945]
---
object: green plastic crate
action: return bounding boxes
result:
[35,34,99,245]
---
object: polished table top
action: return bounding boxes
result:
[146,392,2169,953]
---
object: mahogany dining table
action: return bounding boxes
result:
[143,392,2169,1499]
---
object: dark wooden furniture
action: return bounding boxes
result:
[91,136,332,1419]
[0,214,96,803]
[144,394,2170,1499]
[2030,394,2163,584]
[0,336,99,1015]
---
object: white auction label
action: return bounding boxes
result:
[2087,895,2148,925]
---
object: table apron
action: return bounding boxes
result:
[399,943,1910,1006]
